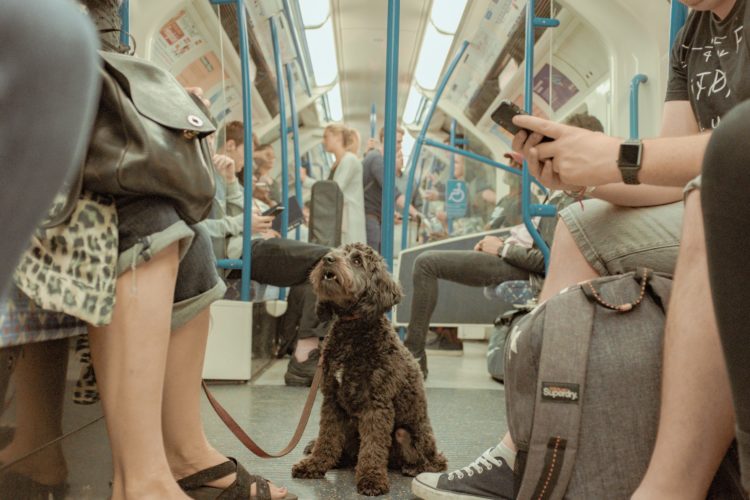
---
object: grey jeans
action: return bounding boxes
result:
[0,0,99,295]
[404,250,530,357]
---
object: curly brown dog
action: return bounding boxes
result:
[291,243,447,496]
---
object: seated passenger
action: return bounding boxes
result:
[413,1,748,498]
[200,121,277,261]
[484,171,527,230]
[403,114,602,377]
[323,124,367,244]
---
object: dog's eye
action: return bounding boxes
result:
[352,256,362,266]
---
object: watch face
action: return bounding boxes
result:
[620,143,641,166]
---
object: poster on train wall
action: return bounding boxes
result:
[151,9,243,125]
[448,0,527,108]
[533,63,579,112]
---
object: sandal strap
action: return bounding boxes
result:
[176,458,237,491]
[216,460,271,500]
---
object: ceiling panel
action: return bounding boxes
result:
[332,0,432,141]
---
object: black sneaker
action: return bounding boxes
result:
[425,329,464,356]
[412,447,515,499]
[284,348,319,387]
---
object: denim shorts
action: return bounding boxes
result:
[115,196,225,330]
[560,198,684,276]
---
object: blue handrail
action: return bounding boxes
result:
[282,0,313,97]
[270,16,289,301]
[522,0,559,270]
[423,139,549,196]
[629,74,648,140]
[447,119,457,234]
[400,40,470,250]
[381,0,400,270]
[370,104,377,139]
[211,0,255,301]
[670,1,688,50]
[286,63,303,241]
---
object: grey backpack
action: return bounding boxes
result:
[309,180,343,247]
[505,269,746,499]
[506,269,670,499]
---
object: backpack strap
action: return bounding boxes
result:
[517,287,595,500]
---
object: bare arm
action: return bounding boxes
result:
[589,101,702,205]
[512,101,706,206]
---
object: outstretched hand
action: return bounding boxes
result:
[511,115,622,189]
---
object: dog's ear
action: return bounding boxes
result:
[373,265,403,312]
[316,300,335,322]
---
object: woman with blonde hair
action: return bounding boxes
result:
[322,124,366,244]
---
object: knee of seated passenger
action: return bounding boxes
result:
[549,220,579,257]
[679,191,708,259]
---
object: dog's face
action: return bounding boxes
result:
[310,243,403,318]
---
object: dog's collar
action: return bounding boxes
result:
[337,313,361,322]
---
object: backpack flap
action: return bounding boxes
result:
[517,289,595,500]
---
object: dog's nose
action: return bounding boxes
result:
[324,254,336,264]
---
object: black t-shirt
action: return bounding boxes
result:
[362,149,402,217]
[666,0,750,131]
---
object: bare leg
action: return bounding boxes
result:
[162,308,289,499]
[0,339,68,485]
[632,192,733,500]
[88,243,187,500]
[538,220,599,303]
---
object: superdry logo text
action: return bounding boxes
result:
[541,382,580,404]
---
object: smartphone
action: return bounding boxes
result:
[491,100,552,142]
[261,205,285,217]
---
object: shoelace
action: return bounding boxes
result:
[448,448,502,480]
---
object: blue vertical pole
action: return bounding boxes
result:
[381,0,400,271]
[400,40,469,250]
[629,74,648,140]
[370,104,377,139]
[235,0,255,301]
[270,16,289,239]
[448,119,457,234]
[271,16,289,300]
[286,63,303,241]
[118,0,129,46]
[670,1,688,50]
[521,1,559,269]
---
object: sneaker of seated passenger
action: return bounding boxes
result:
[412,444,515,500]
[284,348,319,387]
[425,327,463,356]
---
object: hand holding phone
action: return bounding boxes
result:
[261,205,285,217]
[491,100,553,143]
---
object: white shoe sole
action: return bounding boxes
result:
[411,477,496,500]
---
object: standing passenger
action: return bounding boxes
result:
[322,124,367,244]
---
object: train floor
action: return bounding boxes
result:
[2,340,505,499]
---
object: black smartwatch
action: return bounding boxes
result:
[617,139,643,185]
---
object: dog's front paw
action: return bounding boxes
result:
[292,458,326,479]
[356,471,389,496]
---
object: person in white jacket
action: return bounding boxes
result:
[322,124,367,245]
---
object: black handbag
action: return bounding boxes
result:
[82,50,217,224]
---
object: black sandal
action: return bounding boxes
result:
[0,469,68,500]
[177,457,297,500]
